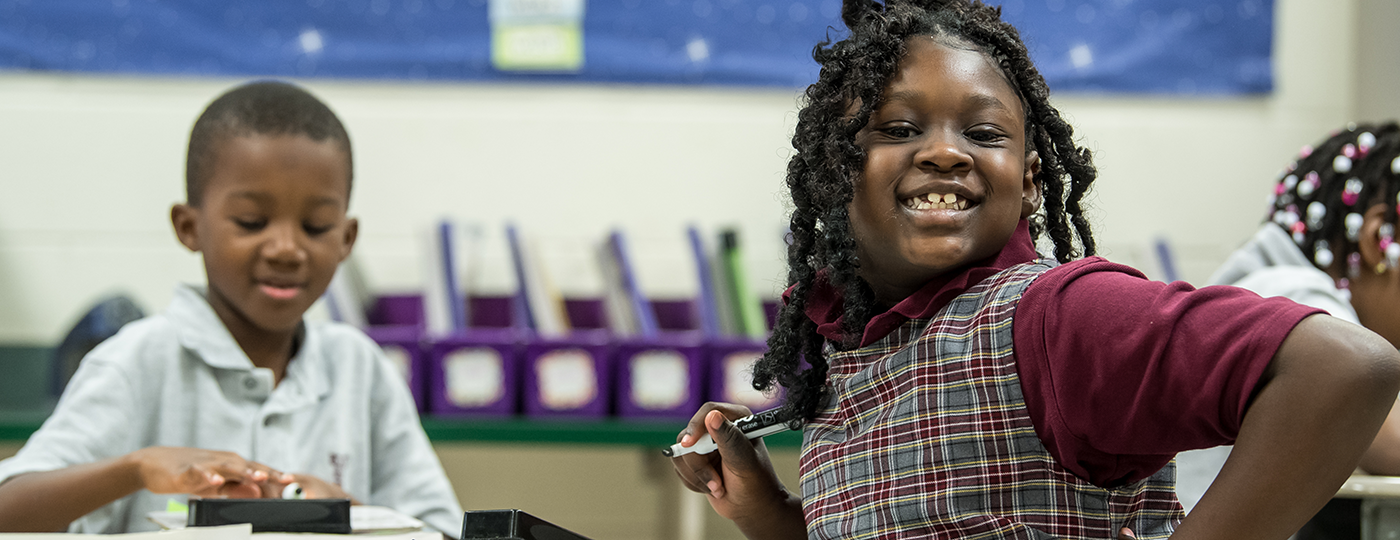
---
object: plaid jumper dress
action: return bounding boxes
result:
[800,261,1183,539]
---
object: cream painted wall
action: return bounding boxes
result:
[0,0,1372,344]
[0,2,1388,538]
[1355,0,1400,122]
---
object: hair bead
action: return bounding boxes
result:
[1306,201,1327,229]
[1335,155,1353,173]
[1315,240,1334,268]
[1343,177,1364,206]
[1346,212,1365,242]
[1359,131,1377,150]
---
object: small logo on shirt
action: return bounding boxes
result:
[329,452,349,487]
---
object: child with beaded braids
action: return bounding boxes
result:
[1180,122,1400,540]
[669,1,1400,539]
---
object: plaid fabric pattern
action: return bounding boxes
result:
[800,261,1183,540]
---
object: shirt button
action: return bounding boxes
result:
[244,377,258,390]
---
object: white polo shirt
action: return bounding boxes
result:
[0,285,463,536]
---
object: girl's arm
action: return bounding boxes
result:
[672,404,807,540]
[1359,399,1400,476]
[1172,315,1400,540]
[0,447,288,532]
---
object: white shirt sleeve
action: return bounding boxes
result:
[0,353,142,533]
[365,347,464,538]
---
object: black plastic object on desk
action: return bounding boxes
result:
[187,498,352,534]
[462,509,594,540]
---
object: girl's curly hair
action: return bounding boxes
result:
[754,0,1099,420]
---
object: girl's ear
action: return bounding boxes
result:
[1021,150,1043,219]
[170,204,202,253]
[1358,203,1392,272]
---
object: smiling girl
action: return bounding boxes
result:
[670,1,1400,539]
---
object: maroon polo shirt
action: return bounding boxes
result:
[800,220,1320,487]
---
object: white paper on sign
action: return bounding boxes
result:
[537,349,597,410]
[631,350,688,410]
[446,348,505,407]
[723,351,778,410]
[382,344,414,384]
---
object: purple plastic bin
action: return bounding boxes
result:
[650,299,697,331]
[522,329,614,419]
[615,331,706,419]
[428,328,522,417]
[706,337,782,412]
[364,325,428,413]
[762,299,780,333]
[368,295,424,327]
[563,298,608,330]
[469,295,514,328]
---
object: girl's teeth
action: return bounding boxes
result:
[905,193,968,211]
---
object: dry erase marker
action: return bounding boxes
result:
[662,407,801,458]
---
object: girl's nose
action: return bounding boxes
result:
[915,134,972,172]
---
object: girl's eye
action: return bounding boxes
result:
[303,223,333,236]
[968,130,1008,143]
[234,218,267,231]
[883,126,917,139]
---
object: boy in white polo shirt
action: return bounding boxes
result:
[0,81,463,537]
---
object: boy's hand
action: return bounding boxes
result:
[283,474,357,503]
[671,403,788,522]
[128,447,294,498]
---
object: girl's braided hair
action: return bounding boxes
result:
[1265,122,1400,277]
[753,0,1099,420]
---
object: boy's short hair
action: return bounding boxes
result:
[185,81,353,206]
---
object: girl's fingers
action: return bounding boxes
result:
[706,479,725,498]
[684,458,724,495]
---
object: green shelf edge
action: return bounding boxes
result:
[423,417,803,447]
[0,416,803,448]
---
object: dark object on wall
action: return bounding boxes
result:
[462,509,593,540]
[52,295,145,394]
[188,498,352,534]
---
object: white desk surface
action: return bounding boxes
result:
[1336,473,1400,499]
[0,524,441,539]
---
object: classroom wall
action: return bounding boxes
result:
[1355,0,1400,123]
[0,0,1375,345]
[0,1,1390,539]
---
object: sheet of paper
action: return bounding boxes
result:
[256,532,441,540]
[351,505,427,533]
[0,523,250,539]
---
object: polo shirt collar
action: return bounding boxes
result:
[167,284,332,402]
[803,219,1040,347]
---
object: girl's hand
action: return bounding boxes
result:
[671,403,788,522]
[128,447,295,498]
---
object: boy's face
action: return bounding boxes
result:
[172,134,357,336]
[849,37,1040,305]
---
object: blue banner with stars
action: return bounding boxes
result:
[0,0,1272,94]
